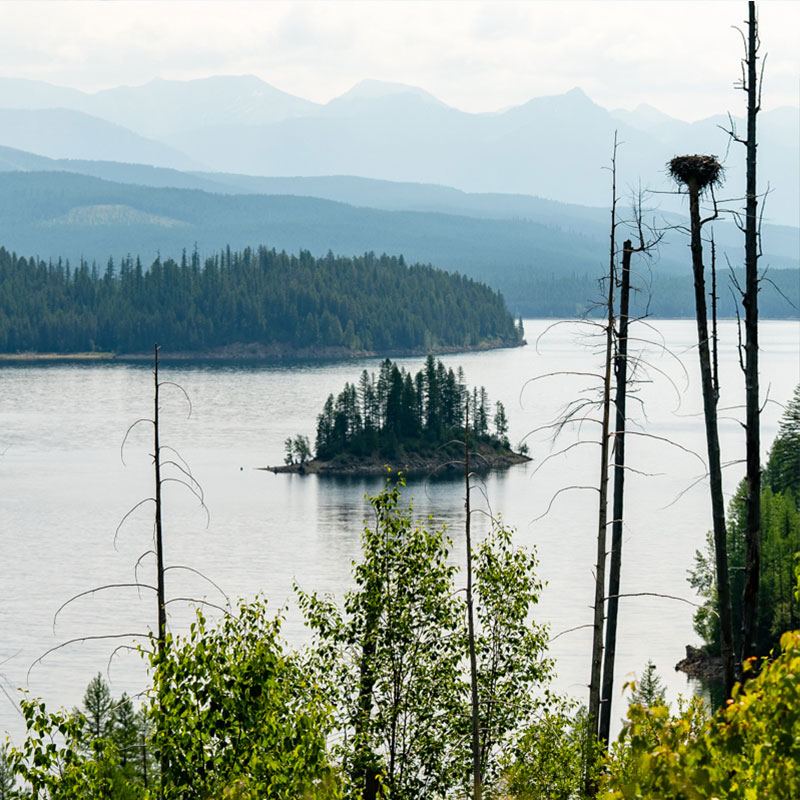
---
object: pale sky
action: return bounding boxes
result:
[1,1,798,121]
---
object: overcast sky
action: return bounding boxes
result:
[1,1,798,121]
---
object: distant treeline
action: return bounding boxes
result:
[314,355,510,460]
[494,266,800,319]
[0,246,523,354]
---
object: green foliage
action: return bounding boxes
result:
[298,480,552,800]
[0,245,522,355]
[150,598,338,800]
[0,745,17,800]
[764,383,800,497]
[628,661,667,710]
[80,672,114,742]
[493,401,509,448]
[689,388,800,656]
[602,630,800,799]
[500,704,602,800]
[470,522,552,788]
[7,695,146,800]
[298,480,463,800]
[286,434,312,465]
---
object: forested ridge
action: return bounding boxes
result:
[0,245,523,355]
[1,170,796,319]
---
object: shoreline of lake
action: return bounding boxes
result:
[261,448,530,477]
[0,337,524,363]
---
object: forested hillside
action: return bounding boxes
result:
[0,170,796,318]
[0,245,522,356]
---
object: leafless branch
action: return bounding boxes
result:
[548,624,594,644]
[605,592,716,615]
[622,431,707,469]
[158,381,193,418]
[529,440,600,480]
[164,565,228,601]
[28,633,149,682]
[53,583,157,630]
[120,418,153,465]
[164,598,235,618]
[114,498,156,549]
[530,485,600,525]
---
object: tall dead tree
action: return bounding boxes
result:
[153,344,167,659]
[464,403,482,800]
[598,238,632,744]
[668,155,735,696]
[586,135,618,794]
[152,344,168,800]
[738,0,762,668]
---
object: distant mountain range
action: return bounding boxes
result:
[0,74,797,318]
[0,75,797,226]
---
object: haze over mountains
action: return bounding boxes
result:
[0,74,797,317]
[0,74,796,225]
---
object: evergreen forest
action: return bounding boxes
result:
[690,384,800,657]
[0,245,523,355]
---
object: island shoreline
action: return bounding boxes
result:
[0,337,524,363]
[260,450,531,477]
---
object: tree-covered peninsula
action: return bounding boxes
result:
[0,245,523,357]
[278,355,529,475]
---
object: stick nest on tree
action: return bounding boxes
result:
[668,155,724,190]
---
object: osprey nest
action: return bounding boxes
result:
[668,154,724,190]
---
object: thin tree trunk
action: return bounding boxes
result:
[598,239,632,745]
[465,403,482,800]
[687,185,736,696]
[740,0,761,667]
[586,135,617,795]
[154,344,166,655]
[354,547,382,800]
[153,344,167,799]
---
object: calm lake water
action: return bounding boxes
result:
[1,319,798,743]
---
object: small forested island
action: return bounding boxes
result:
[0,245,523,357]
[271,355,530,475]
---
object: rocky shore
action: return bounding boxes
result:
[674,645,723,681]
[262,449,530,477]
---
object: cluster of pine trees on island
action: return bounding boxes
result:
[0,245,523,356]
[281,355,519,472]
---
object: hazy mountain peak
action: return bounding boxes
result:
[331,79,443,105]
[564,86,590,100]
[611,102,676,131]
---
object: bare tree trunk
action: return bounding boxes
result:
[465,403,482,800]
[740,0,761,668]
[354,549,382,800]
[598,239,632,745]
[152,344,167,799]
[586,135,617,795]
[154,344,166,656]
[687,185,736,696]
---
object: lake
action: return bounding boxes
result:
[1,318,798,743]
